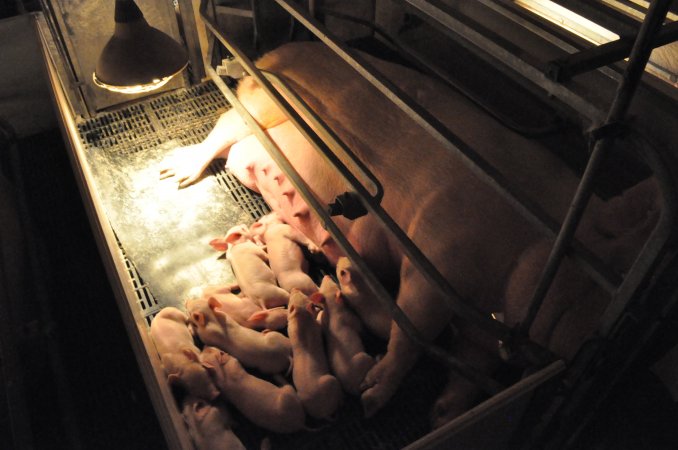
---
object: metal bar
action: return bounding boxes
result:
[405,360,566,450]
[203,0,520,339]
[272,0,625,298]
[548,21,678,81]
[204,62,505,396]
[519,0,675,336]
[261,70,384,202]
[598,128,677,335]
[199,0,508,395]
[477,0,623,82]
[177,0,206,83]
[400,0,606,122]
[215,5,254,18]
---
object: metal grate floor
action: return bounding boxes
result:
[73,81,444,449]
[76,81,270,321]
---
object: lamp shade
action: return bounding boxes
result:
[94,0,188,93]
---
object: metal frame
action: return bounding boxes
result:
[200,0,587,396]
[34,0,678,446]
[198,0,677,444]
[35,14,193,450]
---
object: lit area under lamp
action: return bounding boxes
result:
[93,0,188,94]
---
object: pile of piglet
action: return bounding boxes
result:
[150,211,385,449]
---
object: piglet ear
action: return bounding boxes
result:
[224,224,248,245]
[192,312,206,328]
[167,373,181,386]
[335,291,345,305]
[247,310,268,324]
[209,238,229,252]
[338,268,352,286]
[217,350,229,364]
[182,348,200,361]
[309,292,325,305]
[207,296,221,311]
[201,360,215,370]
[193,399,209,420]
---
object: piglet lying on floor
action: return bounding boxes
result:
[200,346,306,434]
[250,212,321,296]
[287,289,343,419]
[187,284,287,331]
[210,224,289,310]
[314,275,376,396]
[186,295,292,375]
[150,307,220,401]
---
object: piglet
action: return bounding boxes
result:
[287,289,343,419]
[313,276,376,396]
[336,257,391,340]
[150,307,220,400]
[250,212,320,295]
[210,224,289,309]
[181,395,245,450]
[187,296,291,374]
[201,346,306,433]
[187,285,287,331]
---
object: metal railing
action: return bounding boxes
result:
[196,0,676,398]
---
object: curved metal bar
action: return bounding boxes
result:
[204,63,505,396]
[261,70,384,203]
[199,0,515,342]
[519,0,676,336]
[271,0,623,295]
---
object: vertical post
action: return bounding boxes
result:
[518,0,674,336]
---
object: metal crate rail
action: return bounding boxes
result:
[199,0,676,407]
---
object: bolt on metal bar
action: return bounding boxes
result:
[519,0,676,336]
[199,0,508,395]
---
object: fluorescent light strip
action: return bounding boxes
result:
[515,0,619,44]
[599,0,677,22]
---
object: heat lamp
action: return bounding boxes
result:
[93,0,189,94]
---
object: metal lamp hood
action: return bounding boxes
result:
[93,0,188,93]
